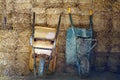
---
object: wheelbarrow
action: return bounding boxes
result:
[66,8,97,77]
[30,12,62,77]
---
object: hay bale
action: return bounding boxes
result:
[47,14,60,27]
[78,0,91,4]
[11,13,31,24]
[0,9,3,14]
[112,13,120,32]
[47,8,63,15]
[0,14,2,22]
[32,0,47,8]
[95,32,110,52]
[110,31,120,38]
[13,3,31,13]
[111,38,120,52]
[5,0,13,14]
[78,3,90,12]
[46,0,63,8]
[32,8,46,14]
[15,52,30,75]
[47,8,63,27]
[108,53,120,73]
[0,30,18,52]
[17,36,30,46]
[16,46,30,53]
[16,37,30,49]
[93,0,111,12]
[112,1,120,12]
[63,0,78,8]
[0,2,3,10]
[32,8,46,25]
[17,29,31,46]
[79,15,89,27]
[94,52,108,71]
[13,23,31,33]
[0,52,30,76]
[14,3,31,10]
[0,52,16,76]
[93,12,110,32]
[15,0,31,3]
[78,3,91,16]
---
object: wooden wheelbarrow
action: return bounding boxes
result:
[29,12,62,77]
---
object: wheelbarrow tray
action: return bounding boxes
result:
[66,27,92,64]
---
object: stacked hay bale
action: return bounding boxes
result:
[46,8,63,27]
[12,0,32,76]
[46,0,63,8]
[92,0,112,71]
[0,30,18,76]
[0,0,119,75]
[78,0,91,27]
[32,0,47,26]
[0,0,31,77]
[107,0,120,72]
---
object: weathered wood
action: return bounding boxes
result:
[34,26,56,40]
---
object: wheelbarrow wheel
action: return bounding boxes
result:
[38,58,45,76]
[77,56,90,78]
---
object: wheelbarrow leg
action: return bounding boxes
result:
[76,55,90,77]
[38,58,45,76]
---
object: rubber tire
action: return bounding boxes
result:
[77,56,90,78]
[38,58,45,76]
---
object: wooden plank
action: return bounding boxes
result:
[34,49,51,56]
[33,40,53,49]
[34,26,56,40]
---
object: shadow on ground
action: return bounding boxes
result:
[25,71,120,80]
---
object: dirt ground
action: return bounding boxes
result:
[24,71,120,80]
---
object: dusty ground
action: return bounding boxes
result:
[24,71,120,80]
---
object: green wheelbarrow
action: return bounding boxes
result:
[66,9,97,77]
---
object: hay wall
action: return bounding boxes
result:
[0,0,120,77]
